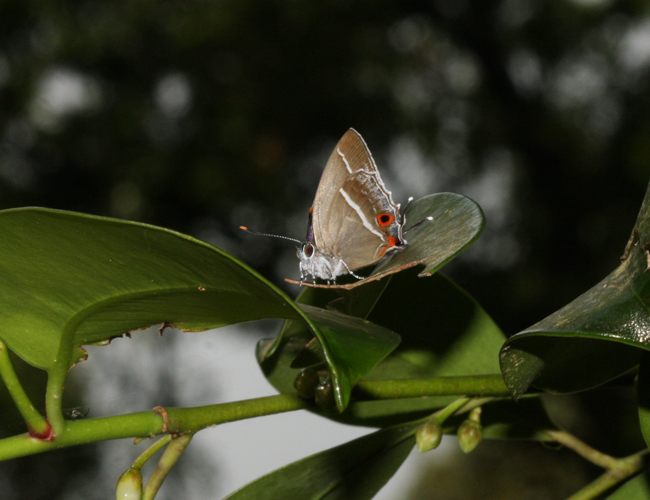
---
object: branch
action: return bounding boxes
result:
[566,451,647,500]
[353,374,510,399]
[0,393,310,462]
[543,429,649,500]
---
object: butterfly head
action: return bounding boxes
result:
[297,242,315,261]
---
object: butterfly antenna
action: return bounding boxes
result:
[399,197,414,226]
[239,226,302,245]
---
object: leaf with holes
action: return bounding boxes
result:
[0,208,303,375]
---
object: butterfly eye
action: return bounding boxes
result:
[377,213,395,227]
[302,243,314,258]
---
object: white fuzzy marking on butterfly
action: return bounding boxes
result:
[357,168,399,208]
[337,148,353,174]
[338,187,385,239]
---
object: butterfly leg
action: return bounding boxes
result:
[325,261,334,285]
[299,261,306,285]
[340,260,364,281]
[300,261,314,286]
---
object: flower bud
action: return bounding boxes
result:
[314,377,337,411]
[116,466,142,500]
[416,420,443,453]
[457,419,483,453]
[294,368,320,399]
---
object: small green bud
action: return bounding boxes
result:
[116,466,142,500]
[457,419,483,453]
[294,368,320,399]
[416,420,443,453]
[314,378,337,411]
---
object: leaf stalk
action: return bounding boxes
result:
[544,430,648,500]
[0,340,51,439]
[143,433,194,500]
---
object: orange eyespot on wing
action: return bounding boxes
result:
[377,213,395,227]
[377,236,401,257]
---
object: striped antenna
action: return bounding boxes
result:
[239,226,302,245]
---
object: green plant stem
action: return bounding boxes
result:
[565,450,647,500]
[0,393,310,462]
[433,397,472,425]
[143,433,193,500]
[0,375,510,461]
[45,363,67,438]
[543,430,648,500]
[133,435,173,469]
[545,429,618,469]
[0,340,51,439]
[354,374,509,400]
[45,324,78,438]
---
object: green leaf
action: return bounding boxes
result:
[0,208,302,371]
[258,303,402,412]
[303,304,401,410]
[223,422,418,500]
[605,472,650,500]
[340,270,507,426]
[261,268,509,426]
[285,193,484,290]
[500,181,650,399]
[366,270,504,378]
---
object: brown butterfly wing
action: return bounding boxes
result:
[312,129,402,270]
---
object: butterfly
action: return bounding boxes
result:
[242,129,410,285]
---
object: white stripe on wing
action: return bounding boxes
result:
[337,148,353,173]
[338,187,385,239]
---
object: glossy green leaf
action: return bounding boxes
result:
[0,208,302,371]
[340,270,511,426]
[223,422,418,500]
[500,182,650,399]
[366,270,504,377]
[258,303,401,412]
[261,268,510,426]
[605,472,650,500]
[303,304,401,410]
[285,193,484,289]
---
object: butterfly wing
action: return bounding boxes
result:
[312,129,403,271]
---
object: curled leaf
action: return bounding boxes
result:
[500,181,650,399]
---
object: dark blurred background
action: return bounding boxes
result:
[1,0,649,498]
